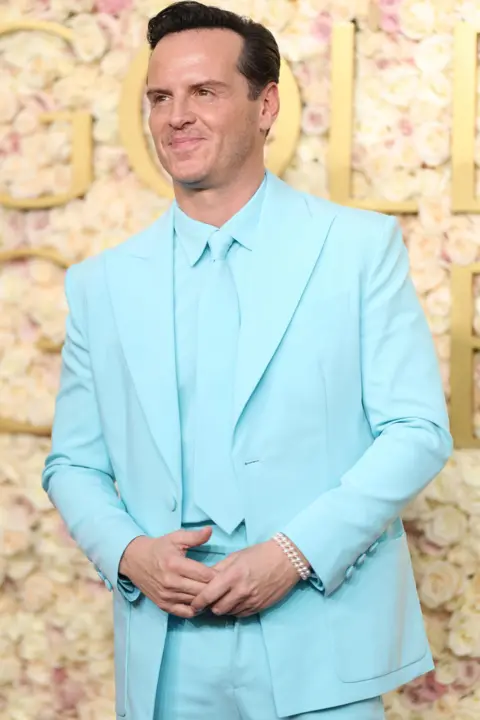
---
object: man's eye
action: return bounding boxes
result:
[197,88,212,96]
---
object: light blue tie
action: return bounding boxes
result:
[193,228,244,533]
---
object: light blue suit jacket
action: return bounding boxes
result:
[42,173,452,719]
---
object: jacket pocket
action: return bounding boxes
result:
[326,534,428,683]
[113,592,131,716]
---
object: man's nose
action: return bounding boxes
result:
[169,97,195,128]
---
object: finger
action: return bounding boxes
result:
[210,590,241,616]
[168,603,196,619]
[191,575,232,613]
[163,591,198,604]
[175,556,217,584]
[172,527,212,550]
[173,577,212,596]
[211,555,236,571]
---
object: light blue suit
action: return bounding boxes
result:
[42,172,452,719]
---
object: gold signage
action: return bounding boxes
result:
[452,23,480,212]
[0,22,93,210]
[0,248,71,437]
[450,264,479,449]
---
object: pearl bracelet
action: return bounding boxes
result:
[272,532,312,581]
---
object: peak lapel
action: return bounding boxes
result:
[234,175,338,430]
[105,208,181,487]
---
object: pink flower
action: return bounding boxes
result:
[379,0,401,8]
[453,659,480,695]
[381,13,401,34]
[94,0,132,14]
[311,12,333,44]
[402,671,448,708]
[399,117,414,136]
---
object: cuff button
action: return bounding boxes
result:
[345,565,355,581]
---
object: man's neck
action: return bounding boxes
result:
[174,168,266,227]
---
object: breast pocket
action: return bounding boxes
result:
[326,534,428,683]
[113,593,131,717]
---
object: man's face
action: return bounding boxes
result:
[146,28,275,189]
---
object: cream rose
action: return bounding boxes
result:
[414,35,453,74]
[69,15,109,64]
[449,608,480,656]
[419,560,463,609]
[413,121,450,168]
[399,0,437,39]
[425,506,468,547]
[425,286,451,319]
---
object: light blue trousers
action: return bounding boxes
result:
[154,536,385,720]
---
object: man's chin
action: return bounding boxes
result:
[171,168,211,190]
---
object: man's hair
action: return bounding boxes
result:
[147,1,280,100]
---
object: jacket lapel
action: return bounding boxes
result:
[234,174,338,429]
[105,207,181,487]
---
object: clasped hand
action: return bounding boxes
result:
[120,526,301,619]
[191,539,300,618]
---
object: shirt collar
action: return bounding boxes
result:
[173,172,267,267]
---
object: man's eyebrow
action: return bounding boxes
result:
[146,80,229,97]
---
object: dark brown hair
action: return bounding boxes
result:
[147,1,280,100]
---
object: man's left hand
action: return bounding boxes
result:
[190,540,303,618]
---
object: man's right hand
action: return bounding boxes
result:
[118,526,216,618]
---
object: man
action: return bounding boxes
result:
[42,2,452,719]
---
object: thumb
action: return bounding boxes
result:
[173,526,213,550]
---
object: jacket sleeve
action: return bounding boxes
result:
[281,215,453,596]
[42,263,144,603]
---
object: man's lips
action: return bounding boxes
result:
[169,137,204,150]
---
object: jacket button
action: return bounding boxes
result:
[345,565,355,581]
[171,496,178,511]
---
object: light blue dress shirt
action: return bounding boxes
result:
[173,174,267,551]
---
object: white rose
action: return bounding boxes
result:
[419,73,451,108]
[410,264,447,295]
[419,559,463,608]
[69,15,109,64]
[100,48,131,78]
[413,121,450,167]
[418,196,451,232]
[434,656,461,685]
[252,0,295,31]
[22,573,55,613]
[406,230,442,269]
[418,167,451,197]
[457,0,480,24]
[399,0,437,40]
[448,544,479,577]
[425,506,468,546]
[449,608,480,656]
[414,35,453,74]
[425,285,451,319]
[444,228,478,265]
[379,65,420,108]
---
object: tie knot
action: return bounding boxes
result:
[208,230,233,261]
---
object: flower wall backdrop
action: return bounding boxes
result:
[1,0,480,718]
